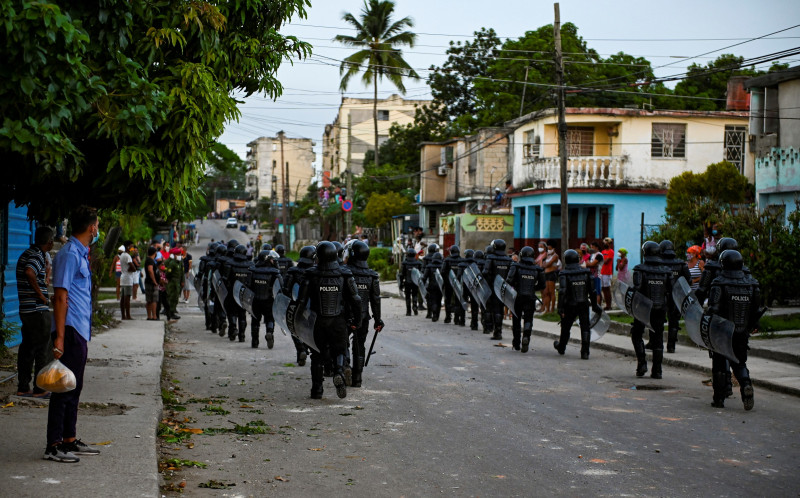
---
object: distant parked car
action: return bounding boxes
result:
[225,217,238,229]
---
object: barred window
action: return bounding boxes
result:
[377,110,390,121]
[566,126,594,156]
[651,123,686,158]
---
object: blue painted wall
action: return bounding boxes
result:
[2,201,34,348]
[512,190,667,268]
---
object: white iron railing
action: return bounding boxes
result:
[521,156,626,189]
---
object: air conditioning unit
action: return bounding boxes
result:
[437,165,448,176]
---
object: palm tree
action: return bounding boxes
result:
[334,0,419,168]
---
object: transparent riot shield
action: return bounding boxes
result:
[212,270,227,314]
[588,309,611,342]
[462,263,492,309]
[613,280,652,329]
[272,292,291,336]
[435,269,445,294]
[287,300,319,353]
[672,276,738,364]
[449,270,469,311]
[493,275,518,316]
[411,268,427,299]
[233,280,255,315]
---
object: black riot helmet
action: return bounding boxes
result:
[432,252,443,262]
[519,246,535,259]
[717,237,738,253]
[563,249,580,265]
[491,239,506,253]
[316,241,338,267]
[642,240,661,260]
[427,243,439,255]
[474,250,485,260]
[350,241,370,263]
[234,244,248,258]
[206,242,215,255]
[406,247,417,259]
[659,240,676,258]
[720,249,744,271]
[257,249,270,263]
[275,244,285,256]
[214,244,226,257]
[449,245,460,257]
[298,245,316,266]
[226,239,240,252]
[332,241,344,262]
[485,244,494,255]
[263,243,273,251]
[464,249,475,259]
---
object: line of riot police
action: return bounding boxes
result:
[193,239,384,401]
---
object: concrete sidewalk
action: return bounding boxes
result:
[0,319,164,498]
[379,280,800,397]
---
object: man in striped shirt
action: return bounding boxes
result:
[16,226,55,398]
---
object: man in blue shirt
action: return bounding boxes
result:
[15,226,55,398]
[45,206,102,463]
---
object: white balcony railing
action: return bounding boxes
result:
[521,156,626,189]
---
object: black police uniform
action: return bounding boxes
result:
[708,250,762,410]
[474,250,490,334]
[344,242,384,388]
[483,240,512,339]
[659,241,692,353]
[248,254,282,349]
[441,247,461,324]
[423,253,444,322]
[197,251,212,330]
[297,242,361,399]
[208,245,228,336]
[457,250,479,329]
[282,246,316,366]
[227,246,252,342]
[399,250,422,316]
[555,251,599,359]
[421,245,438,317]
[506,250,545,352]
[630,242,672,378]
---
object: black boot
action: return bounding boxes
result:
[444,311,452,324]
[250,320,259,348]
[310,364,324,399]
[333,354,347,399]
[650,350,663,379]
[351,356,364,388]
[633,338,648,377]
[725,370,734,398]
[553,340,565,355]
[344,347,352,387]
[580,328,590,360]
[265,324,275,349]
[740,379,754,411]
[297,349,307,367]
[228,323,237,341]
[667,327,678,353]
[711,371,727,408]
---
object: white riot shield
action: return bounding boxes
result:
[212,270,227,314]
[613,280,653,330]
[493,275,518,316]
[435,269,445,294]
[462,263,492,309]
[233,280,255,315]
[449,270,469,311]
[411,268,427,299]
[672,276,738,364]
[588,309,611,342]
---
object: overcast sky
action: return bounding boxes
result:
[218,0,800,166]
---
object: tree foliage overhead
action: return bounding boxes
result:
[0,0,311,222]
[673,54,764,111]
[364,191,412,227]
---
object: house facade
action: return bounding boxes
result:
[745,66,800,222]
[245,135,315,208]
[322,94,431,176]
[507,107,753,266]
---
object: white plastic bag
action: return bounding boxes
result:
[36,359,77,393]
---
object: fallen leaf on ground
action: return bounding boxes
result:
[275,476,288,482]
[308,447,324,451]
[180,428,204,434]
[2,402,14,408]
[240,405,253,408]
[492,475,506,479]
[590,459,607,463]
[494,343,509,348]
[91,441,113,446]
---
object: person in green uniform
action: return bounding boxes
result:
[165,248,185,320]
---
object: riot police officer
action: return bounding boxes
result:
[423,252,444,322]
[708,249,762,410]
[480,245,495,334]
[344,241,384,387]
[248,250,282,349]
[506,246,545,352]
[659,240,691,353]
[554,249,600,359]
[696,237,739,305]
[296,241,361,399]
[441,245,462,324]
[227,244,252,342]
[630,241,672,378]
[421,244,439,318]
[275,244,294,279]
[197,243,215,330]
[483,239,512,340]
[399,247,422,316]
[474,249,489,333]
[209,243,228,337]
[458,249,480,330]
[282,246,316,366]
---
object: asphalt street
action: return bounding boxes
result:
[153,221,800,496]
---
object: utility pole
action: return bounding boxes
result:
[346,115,353,239]
[279,131,288,247]
[519,66,530,117]
[554,3,569,254]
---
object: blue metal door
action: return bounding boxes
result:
[2,201,34,347]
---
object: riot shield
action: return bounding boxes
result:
[287,300,319,352]
[411,268,427,299]
[434,269,445,294]
[613,280,653,330]
[588,309,611,342]
[672,276,738,364]
[272,279,282,299]
[493,275,518,316]
[233,280,255,315]
[272,292,291,336]
[396,270,402,291]
[449,270,469,311]
[212,270,227,314]
[462,263,492,309]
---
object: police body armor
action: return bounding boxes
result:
[671,276,736,362]
[277,256,294,278]
[250,265,280,301]
[317,273,345,317]
[510,258,543,298]
[695,259,721,303]
[561,266,591,306]
[424,260,443,291]
[711,273,756,336]
[441,256,460,289]
[634,261,670,311]
[231,257,252,287]
[402,258,422,284]
[348,267,378,319]
[484,253,512,282]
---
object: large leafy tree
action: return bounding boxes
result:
[673,54,765,111]
[0,0,311,222]
[334,0,419,168]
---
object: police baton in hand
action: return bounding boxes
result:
[364,324,383,367]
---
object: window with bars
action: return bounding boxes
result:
[524,131,541,158]
[651,123,686,158]
[724,125,747,173]
[377,110,390,121]
[566,126,594,156]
